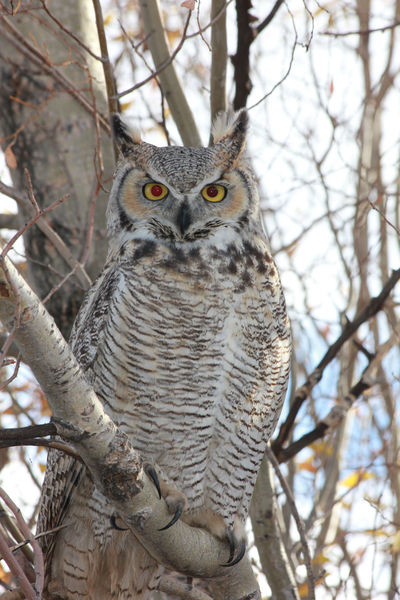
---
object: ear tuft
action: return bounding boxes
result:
[111,114,141,157]
[211,109,248,168]
[211,109,248,144]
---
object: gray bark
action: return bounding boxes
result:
[0,0,113,337]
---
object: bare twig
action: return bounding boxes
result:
[0,422,56,441]
[39,0,105,62]
[266,446,315,600]
[0,180,91,290]
[232,0,254,110]
[1,196,68,261]
[0,519,37,600]
[272,267,400,454]
[210,0,227,122]
[0,489,44,597]
[0,421,81,461]
[134,1,201,146]
[91,0,118,161]
[256,0,285,35]
[322,20,400,37]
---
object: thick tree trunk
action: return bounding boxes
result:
[0,0,113,337]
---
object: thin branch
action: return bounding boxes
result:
[0,489,44,597]
[322,20,400,37]
[256,0,285,35]
[134,2,201,146]
[249,33,297,109]
[272,267,400,453]
[0,422,56,441]
[117,8,193,112]
[368,198,400,237]
[210,0,227,123]
[91,0,118,161]
[38,0,105,62]
[0,422,82,461]
[266,446,315,600]
[116,18,189,97]
[232,0,254,110]
[0,520,37,600]
[276,376,371,463]
[0,502,34,564]
[0,180,91,290]
[1,195,68,261]
[186,0,233,40]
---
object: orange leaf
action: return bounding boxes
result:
[181,0,195,9]
[298,457,317,473]
[5,145,17,169]
[0,564,12,585]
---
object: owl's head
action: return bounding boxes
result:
[107,111,260,246]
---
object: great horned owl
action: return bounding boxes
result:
[37,110,291,599]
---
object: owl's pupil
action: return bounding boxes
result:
[151,185,163,197]
[206,186,218,197]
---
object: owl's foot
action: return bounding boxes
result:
[185,510,246,567]
[222,528,246,567]
[144,464,187,531]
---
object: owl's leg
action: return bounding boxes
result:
[184,510,246,567]
[145,466,245,567]
[144,464,187,531]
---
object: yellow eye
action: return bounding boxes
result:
[143,182,169,201]
[201,184,227,203]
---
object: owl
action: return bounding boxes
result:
[37,110,291,599]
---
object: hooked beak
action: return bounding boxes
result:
[176,200,191,235]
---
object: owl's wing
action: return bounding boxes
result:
[37,262,121,561]
[204,259,292,526]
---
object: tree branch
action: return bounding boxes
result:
[322,20,400,37]
[266,446,315,600]
[210,0,227,124]
[256,0,285,35]
[232,0,254,110]
[272,267,400,454]
[250,457,300,599]
[136,1,202,146]
[91,0,119,160]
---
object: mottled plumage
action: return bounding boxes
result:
[37,110,291,599]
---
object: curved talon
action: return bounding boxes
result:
[220,537,246,567]
[144,464,162,499]
[159,501,184,531]
[226,528,235,564]
[110,514,128,531]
